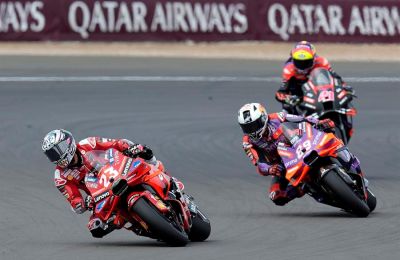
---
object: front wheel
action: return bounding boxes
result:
[132,197,189,246]
[321,169,370,217]
[366,189,377,212]
[189,209,211,242]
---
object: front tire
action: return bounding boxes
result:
[366,189,377,212]
[322,169,370,217]
[132,198,189,246]
[189,210,211,242]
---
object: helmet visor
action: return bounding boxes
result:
[43,139,71,163]
[293,58,314,71]
[239,116,266,136]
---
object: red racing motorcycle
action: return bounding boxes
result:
[277,121,376,217]
[84,148,211,246]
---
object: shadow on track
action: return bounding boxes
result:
[49,239,217,248]
[266,211,358,218]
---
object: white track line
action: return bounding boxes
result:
[0,76,399,83]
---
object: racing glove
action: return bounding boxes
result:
[243,141,255,161]
[315,119,335,133]
[84,195,94,211]
[258,163,284,177]
[123,144,144,157]
[285,95,301,106]
[124,144,154,160]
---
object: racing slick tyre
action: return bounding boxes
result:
[322,169,370,217]
[132,197,189,246]
[188,210,211,242]
[366,189,377,212]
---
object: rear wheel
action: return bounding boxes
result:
[132,197,189,246]
[189,210,211,242]
[322,169,370,217]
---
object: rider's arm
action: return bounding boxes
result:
[243,136,271,176]
[277,111,314,124]
[79,137,133,152]
[276,77,292,104]
[82,137,157,162]
[283,113,335,132]
[276,65,298,104]
[316,56,346,85]
[242,135,259,166]
[54,170,86,214]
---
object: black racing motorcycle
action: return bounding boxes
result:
[290,68,357,145]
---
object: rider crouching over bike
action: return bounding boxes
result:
[238,103,364,206]
[275,41,351,114]
[42,129,165,238]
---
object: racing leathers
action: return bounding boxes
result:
[242,112,363,206]
[275,56,346,114]
[53,137,164,238]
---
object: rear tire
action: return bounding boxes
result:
[189,210,211,242]
[132,198,189,246]
[366,189,377,212]
[322,169,370,217]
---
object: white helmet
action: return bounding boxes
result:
[42,129,76,168]
[238,103,268,140]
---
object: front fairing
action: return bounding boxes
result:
[277,122,344,186]
[83,149,141,221]
[300,68,355,117]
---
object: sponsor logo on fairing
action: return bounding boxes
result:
[339,96,348,105]
[122,158,133,176]
[290,136,300,145]
[304,103,316,110]
[312,131,323,145]
[303,96,315,104]
[285,158,298,168]
[108,149,114,164]
[86,182,98,189]
[94,191,110,203]
[132,160,141,168]
[86,176,97,183]
[96,200,106,211]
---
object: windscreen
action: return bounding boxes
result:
[280,122,304,145]
[310,69,332,86]
[83,150,110,172]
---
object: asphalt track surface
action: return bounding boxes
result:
[0,56,399,260]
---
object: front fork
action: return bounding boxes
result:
[169,177,198,219]
[320,164,368,201]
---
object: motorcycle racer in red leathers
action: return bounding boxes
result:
[275,41,350,114]
[42,129,165,238]
[238,103,364,206]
